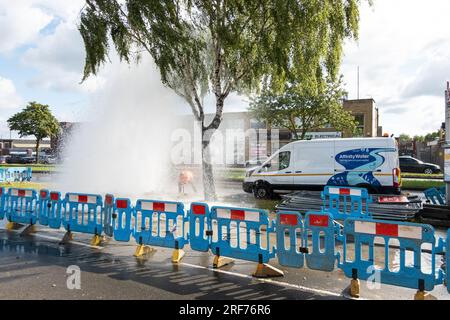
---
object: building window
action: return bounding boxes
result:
[250,119,266,129]
[354,114,365,137]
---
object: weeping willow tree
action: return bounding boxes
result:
[79,0,367,200]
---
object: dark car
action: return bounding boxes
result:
[6,154,36,164]
[399,156,441,174]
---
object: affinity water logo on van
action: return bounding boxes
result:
[328,148,396,187]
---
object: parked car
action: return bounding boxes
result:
[39,154,57,164]
[245,157,269,168]
[244,137,401,199]
[399,156,441,174]
[6,154,36,164]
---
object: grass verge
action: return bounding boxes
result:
[0,164,58,173]
[0,182,45,190]
[401,179,445,191]
[401,173,443,179]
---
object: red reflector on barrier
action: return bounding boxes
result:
[153,202,165,211]
[105,195,113,205]
[376,223,398,237]
[309,215,329,227]
[280,214,298,226]
[78,195,88,203]
[50,192,59,201]
[116,199,128,209]
[18,190,25,197]
[0,188,3,195]
[192,204,206,215]
[40,190,48,198]
[230,210,245,220]
[340,188,351,195]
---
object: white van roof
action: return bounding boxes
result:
[287,137,397,146]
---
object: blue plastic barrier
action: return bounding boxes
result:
[210,206,275,263]
[424,188,445,205]
[447,229,450,294]
[0,187,5,220]
[38,190,50,226]
[188,202,211,252]
[341,217,437,291]
[133,200,188,249]
[63,193,103,235]
[304,212,338,272]
[0,167,32,183]
[112,198,133,242]
[276,212,305,268]
[102,194,114,237]
[38,190,63,229]
[322,186,372,220]
[5,188,38,225]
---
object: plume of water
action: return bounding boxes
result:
[55,56,186,199]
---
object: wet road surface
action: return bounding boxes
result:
[0,220,449,300]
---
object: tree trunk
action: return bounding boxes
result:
[35,138,40,164]
[200,96,224,201]
[201,135,216,201]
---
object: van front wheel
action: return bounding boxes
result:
[253,184,272,199]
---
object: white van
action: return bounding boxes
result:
[243,138,401,199]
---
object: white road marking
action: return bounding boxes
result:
[180,262,357,299]
[26,233,105,249]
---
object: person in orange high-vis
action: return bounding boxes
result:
[178,169,197,194]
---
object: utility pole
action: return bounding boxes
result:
[445,81,450,206]
[357,66,360,100]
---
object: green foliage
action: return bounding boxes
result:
[399,134,412,143]
[249,77,356,139]
[8,102,60,140]
[402,131,441,143]
[7,102,60,163]
[79,0,365,120]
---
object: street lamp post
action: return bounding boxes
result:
[445,82,450,205]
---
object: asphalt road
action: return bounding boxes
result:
[0,220,449,300]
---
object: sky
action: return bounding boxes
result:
[0,0,449,139]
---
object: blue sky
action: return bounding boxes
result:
[1,0,449,139]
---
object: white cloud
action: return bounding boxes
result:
[0,76,22,110]
[0,76,24,138]
[20,1,102,93]
[0,0,53,53]
[341,0,450,136]
[22,21,104,93]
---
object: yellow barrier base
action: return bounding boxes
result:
[414,290,431,300]
[172,249,185,264]
[134,245,154,258]
[20,225,36,237]
[350,279,360,298]
[90,234,102,246]
[252,263,284,278]
[213,255,234,269]
[6,222,22,230]
[59,231,73,245]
